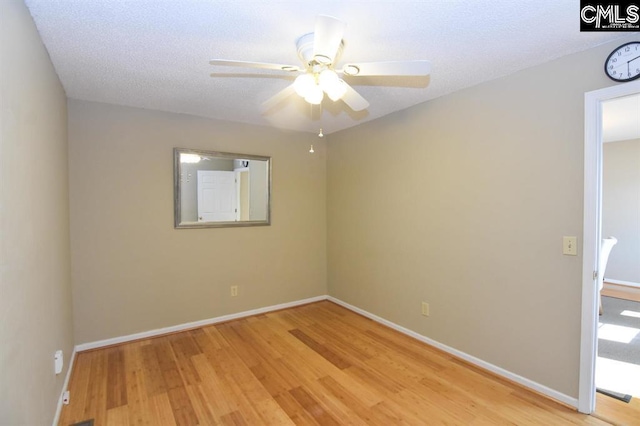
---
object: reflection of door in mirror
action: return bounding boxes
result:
[197,171,236,221]
[174,148,270,228]
[237,170,250,221]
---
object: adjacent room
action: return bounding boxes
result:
[2,0,639,425]
[596,96,640,403]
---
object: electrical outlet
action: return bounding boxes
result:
[421,302,430,317]
[54,350,63,375]
[230,286,238,297]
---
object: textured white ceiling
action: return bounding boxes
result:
[25,0,631,135]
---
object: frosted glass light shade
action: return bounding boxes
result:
[319,70,346,101]
[294,74,315,97]
[304,84,324,104]
[325,79,347,101]
[319,69,339,90]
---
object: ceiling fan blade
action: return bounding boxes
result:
[262,84,297,111]
[312,15,346,64]
[341,82,369,111]
[210,60,301,72]
[341,60,431,77]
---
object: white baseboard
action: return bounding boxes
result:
[327,296,579,409]
[604,278,640,288]
[75,295,328,352]
[52,348,76,426]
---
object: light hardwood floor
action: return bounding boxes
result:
[60,301,628,425]
[594,392,640,426]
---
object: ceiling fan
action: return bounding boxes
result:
[209,15,431,112]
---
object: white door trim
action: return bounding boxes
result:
[579,80,640,414]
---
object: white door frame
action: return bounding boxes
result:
[579,80,640,414]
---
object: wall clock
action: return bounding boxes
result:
[604,41,640,82]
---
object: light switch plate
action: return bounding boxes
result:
[563,236,577,256]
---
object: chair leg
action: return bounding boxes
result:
[599,293,603,316]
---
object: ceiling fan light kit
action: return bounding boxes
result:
[209,15,431,119]
[293,68,348,105]
[326,80,347,102]
[319,69,346,100]
[293,73,315,97]
[304,83,324,105]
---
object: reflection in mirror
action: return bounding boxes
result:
[174,148,271,228]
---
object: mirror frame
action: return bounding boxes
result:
[173,147,271,229]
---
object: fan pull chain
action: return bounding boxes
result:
[309,103,320,153]
[318,103,324,138]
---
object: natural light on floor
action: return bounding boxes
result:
[596,356,640,397]
[598,322,640,344]
[621,310,640,319]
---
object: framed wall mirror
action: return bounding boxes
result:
[174,148,271,228]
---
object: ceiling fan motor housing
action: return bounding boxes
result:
[296,32,344,69]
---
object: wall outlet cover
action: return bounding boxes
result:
[421,302,430,316]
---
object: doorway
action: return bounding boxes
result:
[596,94,640,407]
[579,81,640,414]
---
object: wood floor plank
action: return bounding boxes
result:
[153,340,184,391]
[166,387,199,426]
[147,393,178,426]
[84,350,108,424]
[140,343,167,397]
[594,392,640,426]
[314,366,383,408]
[215,321,263,369]
[106,348,128,410]
[193,326,229,352]
[199,347,278,425]
[273,389,321,425]
[190,353,239,420]
[122,343,151,426]
[289,329,351,370]
[289,386,342,426]
[249,362,294,398]
[106,405,130,426]
[183,384,218,425]
[168,333,202,386]
[59,301,626,425]
[303,322,377,361]
[218,410,248,426]
[316,376,377,424]
[367,401,408,426]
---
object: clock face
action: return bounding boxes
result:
[605,42,640,82]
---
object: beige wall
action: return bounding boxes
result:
[68,100,327,344]
[0,0,74,424]
[603,138,640,284]
[327,35,639,399]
